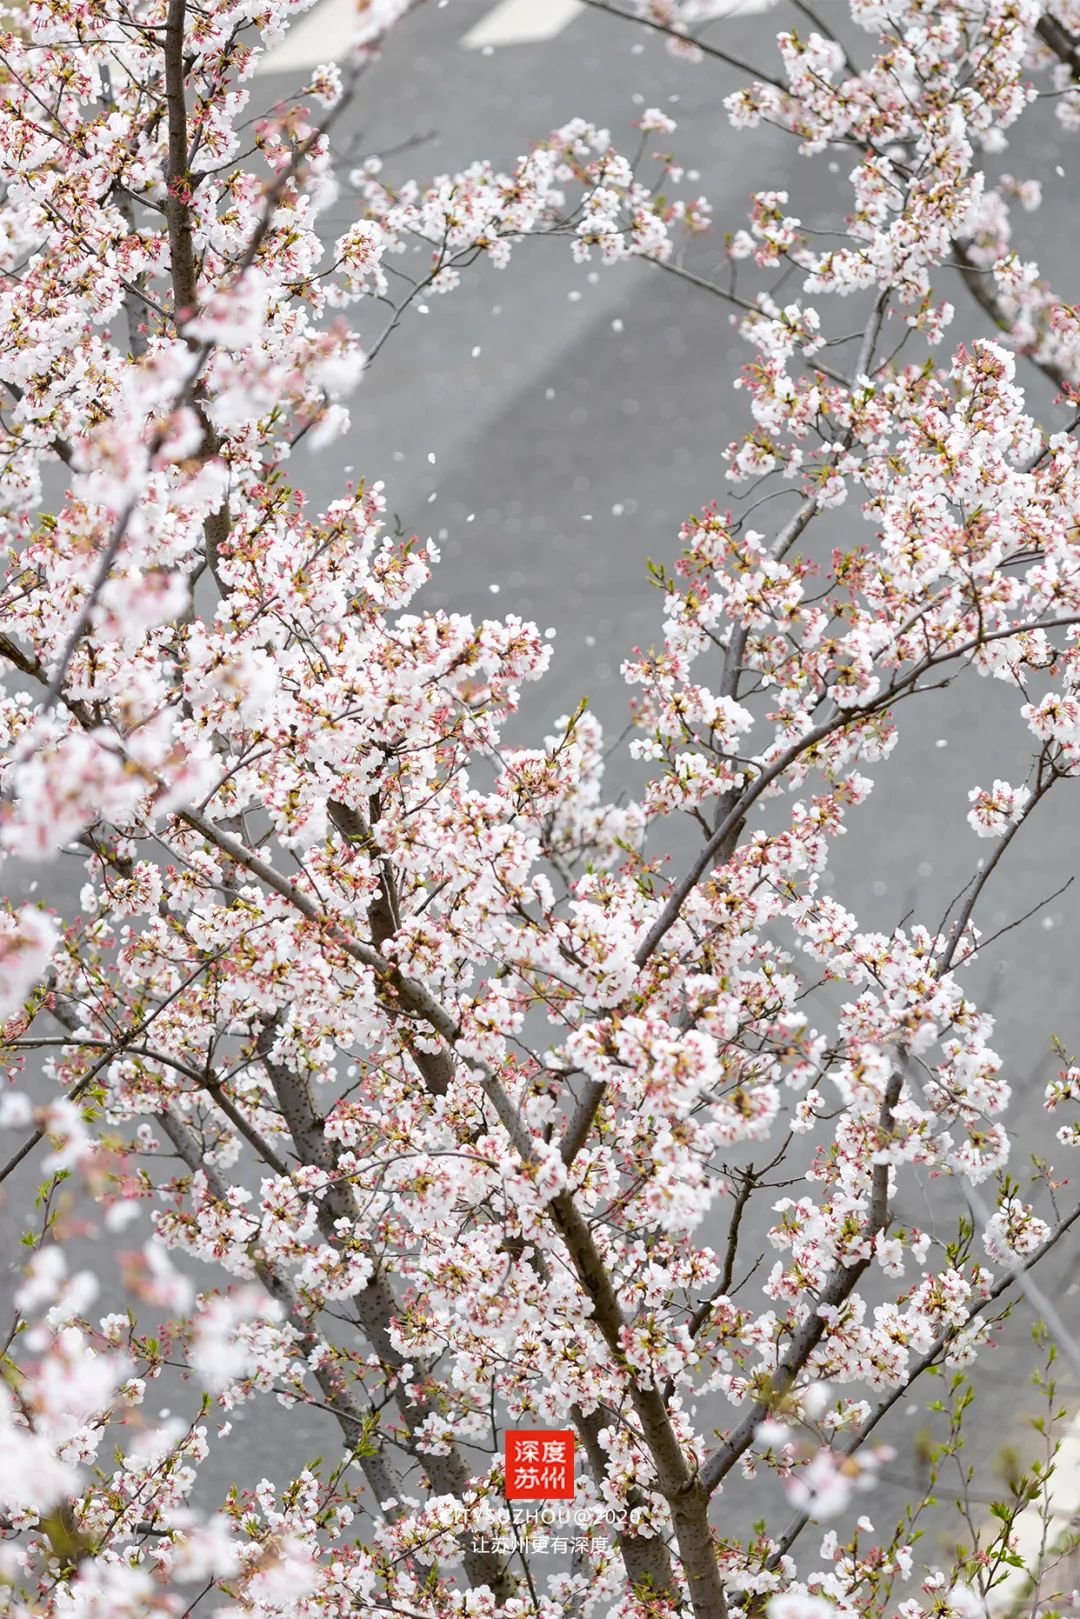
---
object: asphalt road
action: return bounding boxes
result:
[4,0,1080,1572]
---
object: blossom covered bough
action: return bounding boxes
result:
[3,0,1080,1613]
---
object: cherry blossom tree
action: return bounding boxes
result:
[3,0,1080,1614]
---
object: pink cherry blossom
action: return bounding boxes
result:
[1,0,1080,1612]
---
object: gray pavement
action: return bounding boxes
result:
[3,0,1080,1571]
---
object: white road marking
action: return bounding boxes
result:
[687,0,781,16]
[461,0,583,48]
[459,0,775,51]
[256,0,780,77]
[708,0,780,13]
[258,0,360,75]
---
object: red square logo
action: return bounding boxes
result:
[504,1429,575,1500]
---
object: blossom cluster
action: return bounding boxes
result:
[1,0,1080,1614]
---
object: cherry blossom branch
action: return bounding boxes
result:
[698,1068,901,1495]
[1036,11,1080,79]
[327,797,454,1096]
[160,606,1080,1566]
[635,611,1080,969]
[163,0,198,322]
[546,1187,730,1619]
[169,817,728,1611]
[250,1019,518,1598]
[950,873,1074,969]
[0,380,73,465]
[652,259,853,388]
[938,761,1059,975]
[38,512,150,713]
[21,29,382,710]
[155,1108,407,1516]
[950,239,1070,396]
[6,1033,293,1175]
[633,711,839,969]
[687,1167,758,1340]
[768,1193,1080,1565]
[570,1401,681,1599]
[963,1180,1080,1385]
[0,949,232,1188]
[578,0,787,91]
[0,632,95,730]
[606,0,1078,405]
